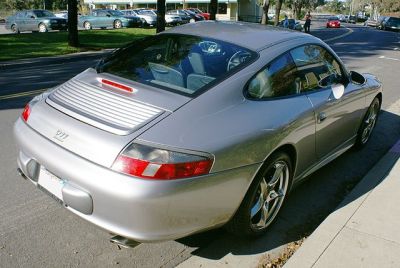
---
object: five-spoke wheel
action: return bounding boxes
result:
[227,152,292,237]
[355,97,380,148]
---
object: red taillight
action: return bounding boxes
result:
[102,79,133,92]
[22,104,31,122]
[112,144,213,180]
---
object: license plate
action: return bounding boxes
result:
[38,166,65,202]
[61,24,66,26]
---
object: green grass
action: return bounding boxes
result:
[0,28,156,61]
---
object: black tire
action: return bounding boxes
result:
[226,152,293,237]
[11,24,20,34]
[354,97,380,149]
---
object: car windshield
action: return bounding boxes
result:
[97,34,257,96]
[108,10,123,16]
[389,17,400,26]
[33,10,55,17]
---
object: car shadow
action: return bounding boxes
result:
[176,109,400,260]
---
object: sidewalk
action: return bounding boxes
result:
[284,141,400,268]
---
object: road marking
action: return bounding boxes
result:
[323,28,354,42]
[378,55,400,62]
[0,88,46,100]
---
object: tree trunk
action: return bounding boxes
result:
[274,0,283,26]
[261,0,270,24]
[68,0,79,47]
[210,0,218,20]
[156,0,166,33]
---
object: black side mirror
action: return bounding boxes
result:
[30,16,35,19]
[350,71,366,85]
[107,14,111,17]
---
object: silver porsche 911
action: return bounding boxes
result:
[14,21,382,244]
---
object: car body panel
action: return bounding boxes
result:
[14,21,382,242]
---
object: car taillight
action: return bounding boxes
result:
[22,104,31,122]
[112,143,213,180]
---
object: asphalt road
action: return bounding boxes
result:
[0,22,400,267]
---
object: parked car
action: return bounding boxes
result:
[326,16,341,28]
[338,14,346,22]
[132,9,157,27]
[364,18,378,27]
[278,18,303,31]
[185,9,205,21]
[347,15,356,23]
[167,9,200,23]
[15,21,382,245]
[186,8,210,20]
[376,16,387,29]
[79,9,142,30]
[54,10,68,19]
[149,10,182,26]
[378,16,400,31]
[5,9,67,33]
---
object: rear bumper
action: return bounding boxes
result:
[14,118,259,242]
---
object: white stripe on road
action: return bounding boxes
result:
[378,55,400,62]
[323,28,354,42]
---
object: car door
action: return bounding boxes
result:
[14,12,25,31]
[289,44,364,159]
[99,10,113,27]
[25,11,38,31]
[246,51,317,176]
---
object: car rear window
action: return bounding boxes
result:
[97,34,257,96]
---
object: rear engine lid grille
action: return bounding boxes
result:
[47,79,163,135]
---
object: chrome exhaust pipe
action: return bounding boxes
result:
[17,168,28,180]
[110,235,140,249]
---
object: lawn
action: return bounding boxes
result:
[0,28,156,61]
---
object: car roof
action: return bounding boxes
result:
[164,21,310,51]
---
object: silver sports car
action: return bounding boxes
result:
[14,21,382,244]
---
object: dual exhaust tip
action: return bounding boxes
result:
[110,235,140,249]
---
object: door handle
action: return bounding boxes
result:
[318,112,327,123]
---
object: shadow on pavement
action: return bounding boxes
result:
[177,109,400,260]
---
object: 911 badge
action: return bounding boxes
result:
[54,129,69,142]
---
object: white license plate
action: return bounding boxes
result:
[38,167,64,201]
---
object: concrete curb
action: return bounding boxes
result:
[283,149,400,268]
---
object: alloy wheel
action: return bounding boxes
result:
[250,160,289,230]
[114,20,122,29]
[38,23,47,33]
[361,99,380,144]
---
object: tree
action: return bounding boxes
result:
[261,0,271,24]
[210,0,218,20]
[274,0,283,25]
[156,0,166,33]
[68,0,79,47]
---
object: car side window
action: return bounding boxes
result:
[290,45,343,92]
[97,11,108,17]
[247,52,298,99]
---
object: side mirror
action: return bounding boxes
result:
[350,71,366,85]
[30,16,35,19]
[331,83,345,99]
[106,14,111,17]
